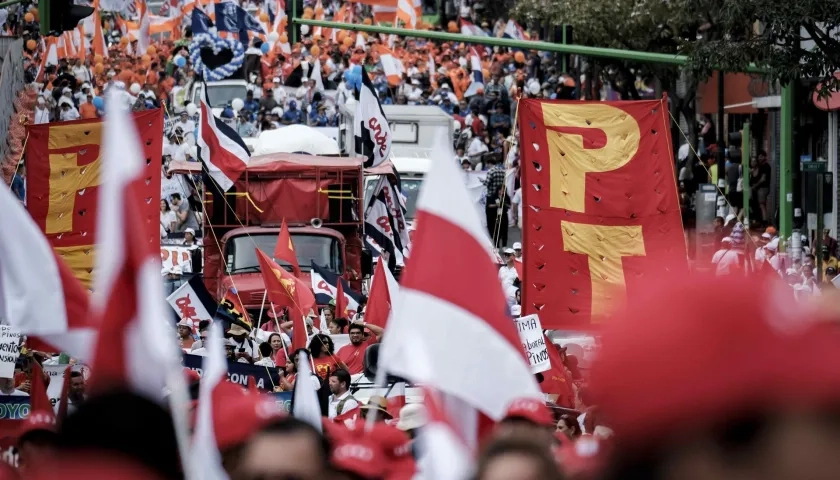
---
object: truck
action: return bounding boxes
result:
[169,153,366,315]
[337,103,455,158]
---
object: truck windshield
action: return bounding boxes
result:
[364,177,422,221]
[228,233,342,273]
[205,85,248,107]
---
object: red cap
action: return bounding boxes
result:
[556,436,602,477]
[212,381,285,451]
[330,437,386,479]
[184,368,200,384]
[591,274,840,450]
[503,397,554,426]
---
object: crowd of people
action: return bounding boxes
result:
[5,1,838,480]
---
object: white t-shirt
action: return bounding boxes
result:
[467,137,489,158]
[711,249,743,276]
[498,264,518,300]
[160,210,177,233]
[512,188,522,228]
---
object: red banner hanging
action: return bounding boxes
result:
[519,98,687,330]
[25,109,164,288]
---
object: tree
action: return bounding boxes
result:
[681,0,840,93]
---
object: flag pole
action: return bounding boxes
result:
[256,289,268,326]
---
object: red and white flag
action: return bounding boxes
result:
[88,92,183,402]
[386,380,406,419]
[378,130,540,420]
[416,388,473,480]
[197,82,251,191]
[0,173,93,360]
[191,321,230,480]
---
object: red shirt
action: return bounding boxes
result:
[336,338,376,375]
[312,355,339,379]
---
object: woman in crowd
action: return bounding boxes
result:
[267,332,288,368]
[309,334,347,380]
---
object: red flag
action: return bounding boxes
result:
[335,280,348,319]
[540,337,576,409]
[514,259,523,280]
[273,218,301,277]
[365,260,392,328]
[255,249,315,351]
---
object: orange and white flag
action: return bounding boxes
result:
[376,44,402,86]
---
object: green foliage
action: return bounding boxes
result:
[514,0,840,87]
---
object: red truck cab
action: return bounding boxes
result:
[169,153,366,314]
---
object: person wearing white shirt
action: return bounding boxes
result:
[72,60,92,84]
[175,112,196,138]
[272,78,288,104]
[711,237,744,276]
[467,135,489,160]
[498,247,519,304]
[59,101,80,121]
[0,377,27,396]
[511,188,523,229]
[327,369,358,419]
[34,96,51,124]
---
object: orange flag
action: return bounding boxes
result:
[273,218,300,277]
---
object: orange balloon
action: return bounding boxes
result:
[141,54,151,64]
[93,54,103,64]
[25,39,36,51]
[337,31,347,42]
[259,12,268,22]
[279,33,288,44]
[146,45,156,55]
[363,18,372,25]
[514,51,525,63]
[29,7,38,21]
[343,36,353,47]
[120,36,129,45]
[302,11,313,20]
[447,21,458,33]
[23,12,33,23]
[314,6,324,16]
[310,45,320,56]
[94,63,104,74]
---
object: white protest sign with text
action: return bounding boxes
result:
[514,314,550,374]
[0,326,21,378]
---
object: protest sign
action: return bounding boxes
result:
[0,327,21,378]
[161,245,195,273]
[514,314,550,374]
[0,396,29,420]
[183,354,282,392]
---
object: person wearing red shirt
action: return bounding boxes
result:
[309,334,349,380]
[335,322,384,376]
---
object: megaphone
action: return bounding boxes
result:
[311,217,323,229]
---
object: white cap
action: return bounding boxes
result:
[766,238,780,252]
[512,242,522,250]
[725,213,736,225]
[503,247,515,255]
[62,87,72,94]
[177,318,193,328]
[185,227,195,235]
[761,232,772,239]
[273,77,280,83]
[721,237,733,244]
[396,404,428,431]
[510,305,522,316]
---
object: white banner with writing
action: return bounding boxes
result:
[166,280,214,330]
[514,314,550,374]
[161,246,196,273]
[0,326,21,378]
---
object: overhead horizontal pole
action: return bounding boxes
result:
[295,18,688,65]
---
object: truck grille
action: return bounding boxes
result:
[250,292,265,304]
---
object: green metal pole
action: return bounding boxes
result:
[561,26,567,72]
[780,84,794,249]
[742,121,751,224]
[0,0,25,8]
[291,0,298,44]
[296,18,766,72]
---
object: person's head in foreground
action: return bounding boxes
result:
[592,274,840,480]
[474,432,564,480]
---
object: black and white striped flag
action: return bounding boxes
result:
[354,68,392,169]
[364,174,410,271]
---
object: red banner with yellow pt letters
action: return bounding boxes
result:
[25,109,164,288]
[519,98,687,330]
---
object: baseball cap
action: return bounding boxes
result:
[503,247,515,255]
[512,242,522,250]
[590,273,840,452]
[330,438,386,479]
[503,397,554,426]
[212,381,285,451]
[184,227,195,235]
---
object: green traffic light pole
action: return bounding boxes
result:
[298,17,795,245]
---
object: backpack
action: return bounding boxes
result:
[336,394,358,415]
